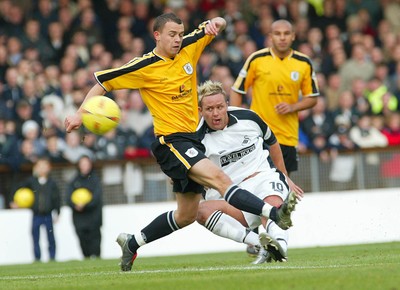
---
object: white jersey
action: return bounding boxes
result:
[197,106,279,185]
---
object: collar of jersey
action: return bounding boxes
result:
[152,49,178,61]
[269,47,293,60]
[206,113,238,133]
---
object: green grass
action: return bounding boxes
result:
[1,242,399,290]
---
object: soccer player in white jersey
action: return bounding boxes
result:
[196,80,303,263]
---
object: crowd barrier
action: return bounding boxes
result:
[1,146,400,209]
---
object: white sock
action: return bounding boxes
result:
[134,231,146,247]
[266,219,288,253]
[261,203,273,218]
[205,210,259,246]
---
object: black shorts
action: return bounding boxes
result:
[280,144,298,173]
[151,132,207,194]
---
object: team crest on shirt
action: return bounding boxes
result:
[242,136,250,146]
[183,63,193,75]
[185,147,198,158]
[290,71,299,81]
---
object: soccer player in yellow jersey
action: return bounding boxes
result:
[231,19,319,176]
[65,13,297,272]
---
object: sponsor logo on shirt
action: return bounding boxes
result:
[220,144,255,167]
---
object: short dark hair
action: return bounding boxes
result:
[153,13,182,32]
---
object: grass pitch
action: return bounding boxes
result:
[1,242,399,290]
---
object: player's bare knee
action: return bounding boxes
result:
[196,203,208,225]
[264,195,284,207]
[175,212,197,227]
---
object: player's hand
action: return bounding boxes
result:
[65,112,82,133]
[286,177,304,200]
[205,17,226,36]
[275,102,293,115]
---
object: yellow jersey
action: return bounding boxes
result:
[94,22,213,136]
[232,48,319,146]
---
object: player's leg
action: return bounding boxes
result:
[197,200,260,247]
[280,144,299,177]
[252,173,291,262]
[188,158,296,230]
[117,134,207,271]
[117,192,201,271]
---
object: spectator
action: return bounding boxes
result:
[72,7,103,47]
[66,155,103,259]
[366,77,398,116]
[69,30,91,67]
[21,119,46,156]
[339,43,375,91]
[350,113,388,187]
[19,138,38,165]
[350,78,371,116]
[349,114,388,148]
[382,112,400,146]
[19,19,54,65]
[126,89,153,139]
[14,99,35,139]
[32,0,59,38]
[10,157,61,262]
[58,74,75,109]
[43,65,61,95]
[332,90,361,132]
[325,73,342,111]
[62,130,94,163]
[0,118,19,169]
[81,130,98,153]
[95,128,126,160]
[47,21,67,64]
[41,94,65,135]
[0,44,8,83]
[382,0,400,34]
[1,67,23,118]
[329,123,358,153]
[43,134,67,163]
[301,96,336,161]
[21,78,42,123]
[2,4,25,38]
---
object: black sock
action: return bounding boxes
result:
[128,211,179,252]
[224,185,264,215]
[269,207,277,223]
[128,235,140,253]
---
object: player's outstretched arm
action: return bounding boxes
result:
[64,83,106,133]
[205,17,226,36]
[229,90,244,107]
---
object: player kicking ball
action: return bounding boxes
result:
[196,80,303,263]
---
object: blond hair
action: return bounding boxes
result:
[198,80,228,106]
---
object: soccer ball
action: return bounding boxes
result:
[81,96,121,135]
[71,188,93,206]
[14,187,35,208]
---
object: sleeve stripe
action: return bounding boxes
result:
[181,25,207,49]
[96,55,161,83]
[292,53,320,95]
[236,50,271,92]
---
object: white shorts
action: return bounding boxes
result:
[205,171,289,230]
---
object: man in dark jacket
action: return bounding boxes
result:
[66,155,103,259]
[11,157,60,262]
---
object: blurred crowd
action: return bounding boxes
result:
[1,0,400,171]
